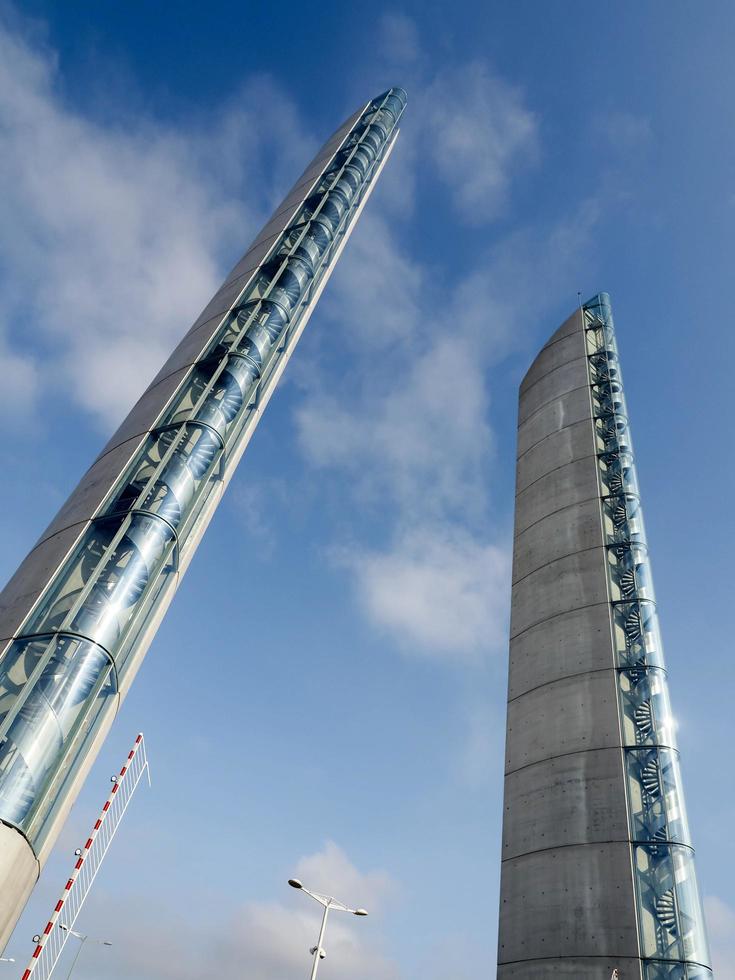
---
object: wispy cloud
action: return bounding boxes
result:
[704,894,735,980]
[375,15,538,225]
[0,14,313,432]
[595,110,654,156]
[72,842,399,980]
[297,332,493,522]
[338,527,510,660]
[296,199,598,661]
[378,12,422,67]
[421,62,538,223]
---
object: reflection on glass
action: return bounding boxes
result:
[0,636,115,832]
[598,449,639,498]
[626,747,691,845]
[607,541,655,602]
[619,666,676,750]
[584,292,711,974]
[30,515,176,655]
[635,845,711,965]
[602,493,646,544]
[644,962,713,979]
[594,412,633,455]
[612,601,665,671]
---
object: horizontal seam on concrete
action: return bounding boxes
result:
[498,955,642,966]
[505,744,624,778]
[92,426,157,469]
[517,353,589,402]
[523,330,585,367]
[520,341,586,395]
[178,310,233,348]
[507,665,613,702]
[540,319,583,351]
[517,382,590,429]
[515,451,597,499]
[511,541,605,587]
[208,244,279,299]
[501,838,633,862]
[510,599,611,641]
[513,493,601,540]
[178,307,230,342]
[28,517,94,561]
[516,416,592,463]
[502,745,622,769]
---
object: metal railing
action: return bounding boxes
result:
[21,733,150,980]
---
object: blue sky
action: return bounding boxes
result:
[0,1,734,976]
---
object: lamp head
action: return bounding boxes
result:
[354,908,369,916]
[288,878,303,889]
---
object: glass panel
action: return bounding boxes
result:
[598,449,639,498]
[0,635,116,832]
[619,666,676,748]
[644,962,714,979]
[588,348,621,387]
[29,514,176,654]
[591,376,627,418]
[607,541,655,601]
[312,160,363,204]
[645,962,690,980]
[268,222,328,277]
[244,256,314,316]
[673,847,712,965]
[584,291,712,976]
[594,411,633,455]
[585,321,617,353]
[602,493,646,544]
[635,845,710,965]
[626,747,691,845]
[224,302,287,370]
[108,423,223,527]
[612,600,665,670]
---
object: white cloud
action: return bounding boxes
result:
[68,842,399,980]
[295,83,596,661]
[297,334,493,522]
[292,840,396,911]
[421,62,538,223]
[596,110,653,155]
[0,15,313,432]
[378,12,421,66]
[375,16,538,225]
[704,895,735,980]
[340,527,510,660]
[322,212,424,351]
[0,341,40,420]
[227,479,291,558]
[457,696,507,788]
[296,191,599,659]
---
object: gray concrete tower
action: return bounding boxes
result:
[498,294,711,979]
[0,88,407,950]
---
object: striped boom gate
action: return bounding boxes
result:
[21,734,150,980]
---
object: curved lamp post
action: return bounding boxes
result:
[288,878,368,980]
[58,924,112,979]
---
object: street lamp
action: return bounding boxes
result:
[288,878,368,980]
[0,957,15,964]
[58,924,112,979]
